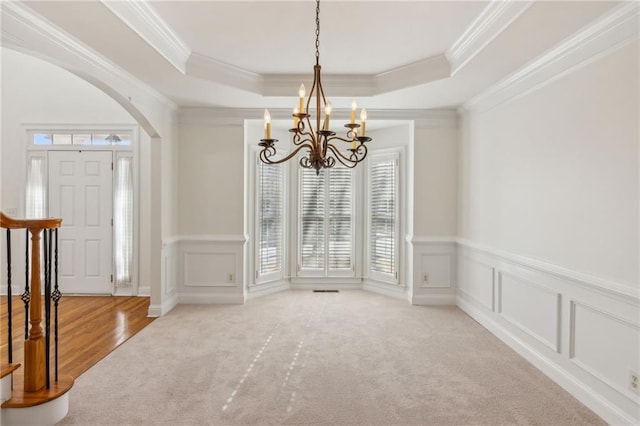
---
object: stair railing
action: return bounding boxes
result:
[2,212,62,391]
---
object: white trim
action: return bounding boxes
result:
[362,280,407,302]
[464,1,640,112]
[457,238,639,303]
[447,0,534,76]
[456,296,638,426]
[147,290,177,317]
[411,293,456,306]
[411,236,458,244]
[177,292,245,305]
[246,280,289,300]
[101,0,190,74]
[187,53,262,93]
[180,107,458,128]
[1,1,177,111]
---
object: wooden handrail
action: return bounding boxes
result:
[2,211,62,392]
[1,212,61,230]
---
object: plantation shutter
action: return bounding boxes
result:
[328,167,352,270]
[369,155,398,279]
[299,168,325,269]
[299,166,354,274]
[257,161,283,276]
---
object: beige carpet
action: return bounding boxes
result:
[57,290,603,425]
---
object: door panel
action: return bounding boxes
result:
[49,150,113,294]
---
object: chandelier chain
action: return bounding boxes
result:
[315,0,320,64]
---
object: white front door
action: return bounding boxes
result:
[48,150,113,294]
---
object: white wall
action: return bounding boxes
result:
[460,41,639,287]
[458,40,639,424]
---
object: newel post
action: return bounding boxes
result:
[24,226,46,391]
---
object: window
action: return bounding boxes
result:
[256,161,284,281]
[114,155,133,286]
[298,166,354,276]
[25,155,47,219]
[369,153,399,283]
[33,132,131,146]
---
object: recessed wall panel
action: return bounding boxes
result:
[499,272,561,352]
[184,252,236,287]
[459,256,494,311]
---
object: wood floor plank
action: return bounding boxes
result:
[0,296,154,380]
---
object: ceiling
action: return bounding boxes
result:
[2,1,621,110]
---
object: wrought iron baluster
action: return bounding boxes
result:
[44,229,52,388]
[6,229,12,364]
[53,228,61,381]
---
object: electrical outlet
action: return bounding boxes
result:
[422,273,429,283]
[5,207,17,216]
[630,371,639,392]
[227,274,234,282]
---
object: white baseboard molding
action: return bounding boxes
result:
[147,291,178,317]
[137,286,151,297]
[412,292,456,305]
[457,294,637,425]
[247,280,289,300]
[362,280,408,301]
[290,282,362,291]
[113,286,133,296]
[177,291,245,305]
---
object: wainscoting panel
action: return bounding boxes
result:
[570,300,640,404]
[411,238,457,305]
[175,235,245,304]
[456,240,640,425]
[458,254,494,311]
[498,272,561,352]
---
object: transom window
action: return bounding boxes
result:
[33,132,131,146]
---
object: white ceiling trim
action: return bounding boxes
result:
[187,53,263,94]
[1,1,178,111]
[185,52,450,97]
[180,107,458,128]
[101,0,191,75]
[447,0,534,76]
[463,1,639,113]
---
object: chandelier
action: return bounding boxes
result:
[259,0,371,174]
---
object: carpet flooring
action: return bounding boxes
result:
[57,290,604,425]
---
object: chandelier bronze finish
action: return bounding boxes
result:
[259,0,371,175]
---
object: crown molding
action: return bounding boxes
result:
[1,1,178,112]
[101,0,191,74]
[180,107,458,128]
[187,53,263,93]
[463,1,639,113]
[447,0,534,76]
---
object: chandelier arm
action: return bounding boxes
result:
[326,135,358,144]
[325,144,359,169]
[259,143,313,165]
[292,132,314,147]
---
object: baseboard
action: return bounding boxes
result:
[147,291,178,317]
[290,281,362,291]
[137,285,151,297]
[411,292,456,305]
[456,294,637,425]
[177,292,244,304]
[247,280,289,300]
[362,280,407,301]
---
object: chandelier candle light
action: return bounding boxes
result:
[259,0,371,174]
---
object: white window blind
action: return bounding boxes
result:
[114,156,133,286]
[299,166,353,274]
[257,161,284,277]
[369,155,398,279]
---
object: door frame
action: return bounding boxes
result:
[24,124,139,296]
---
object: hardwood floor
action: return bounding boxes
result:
[1,296,155,380]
